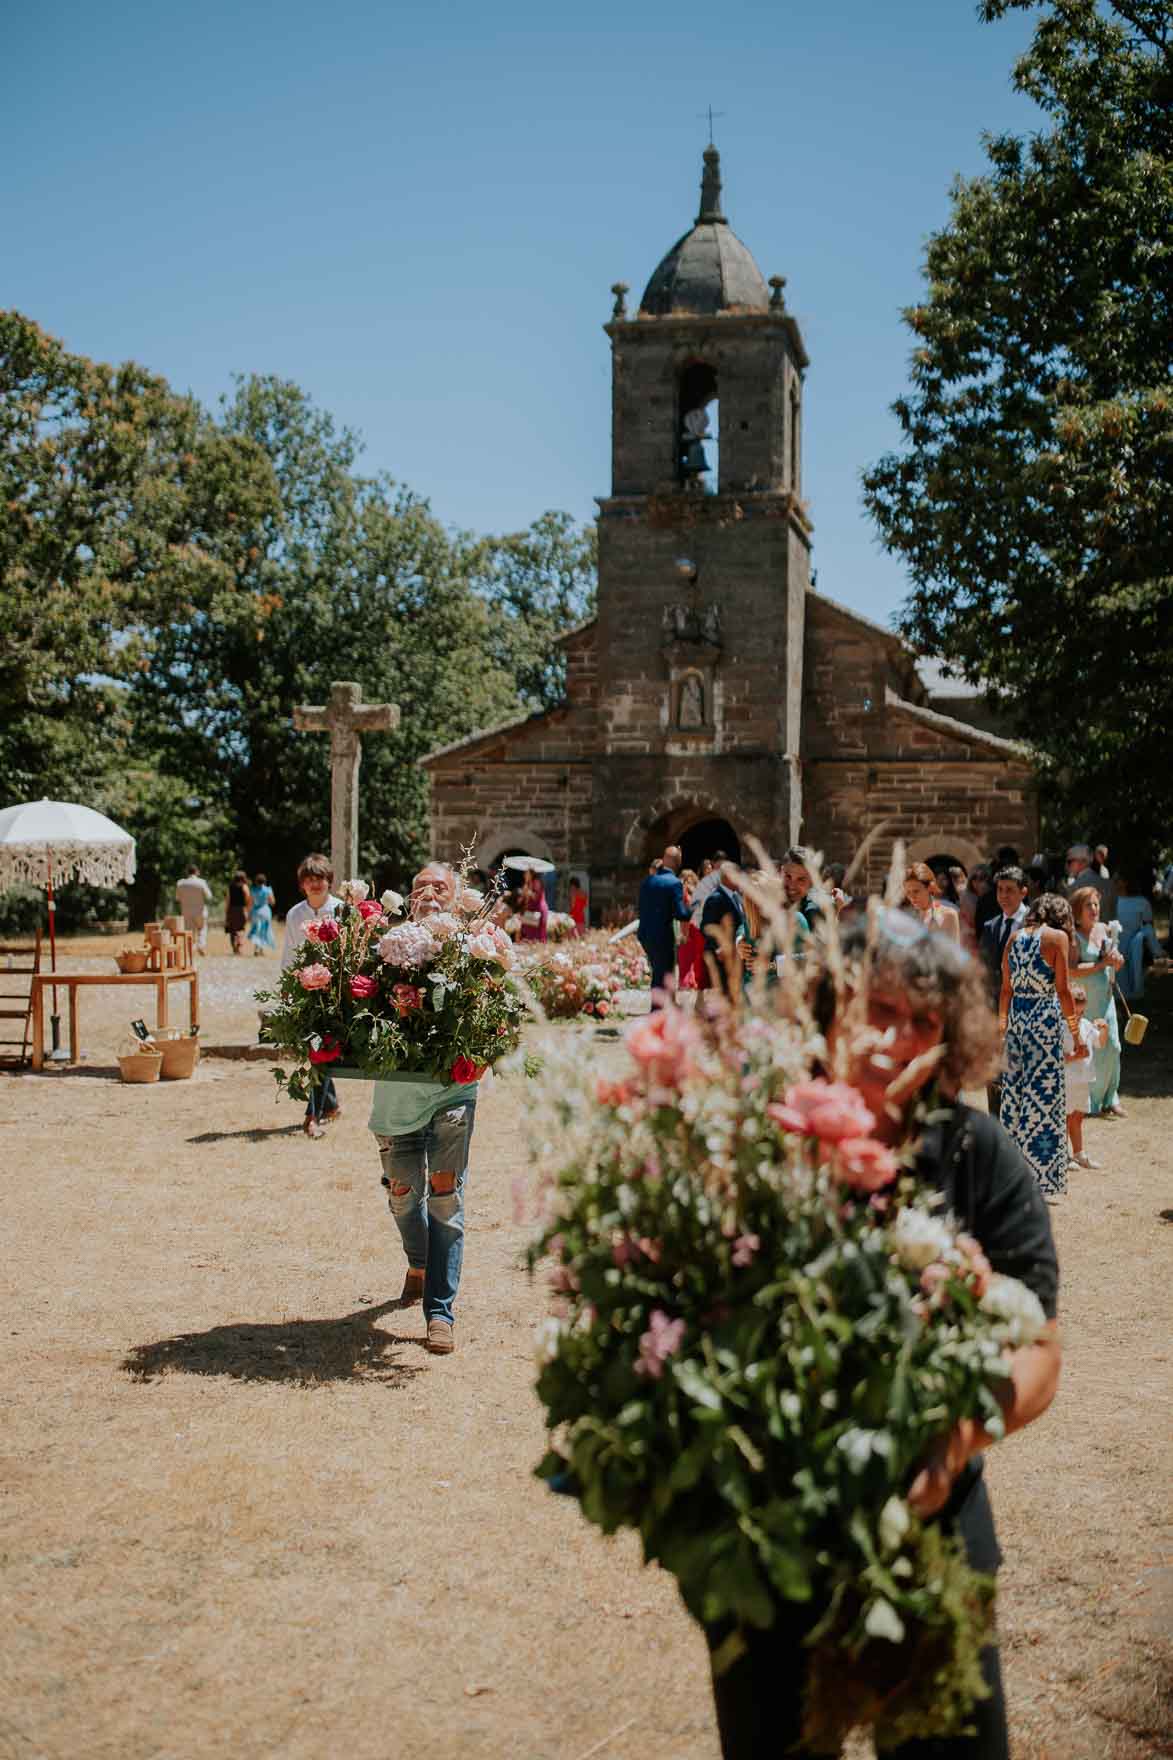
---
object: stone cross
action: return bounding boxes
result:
[293,681,400,882]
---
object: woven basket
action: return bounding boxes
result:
[115,949,149,974]
[155,1028,200,1080]
[117,1038,163,1084]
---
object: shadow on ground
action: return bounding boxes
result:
[122,1299,429,1387]
[1119,969,1173,1101]
[187,1123,304,1144]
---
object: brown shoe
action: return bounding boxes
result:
[399,1269,425,1307]
[426,1318,455,1354]
[322,1104,343,1124]
[303,1116,324,1139]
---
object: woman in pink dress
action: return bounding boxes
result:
[518,870,549,943]
[676,868,708,991]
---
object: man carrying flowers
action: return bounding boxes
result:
[370,862,483,1356]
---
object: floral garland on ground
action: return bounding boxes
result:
[258,880,528,1099]
[523,949,622,1020]
[524,971,1047,1752]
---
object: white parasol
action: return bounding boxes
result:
[0,799,136,1056]
[501,854,555,874]
[0,799,137,891]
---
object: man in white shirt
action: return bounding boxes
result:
[281,854,342,1137]
[175,865,213,955]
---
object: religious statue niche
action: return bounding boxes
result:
[661,602,722,737]
[677,671,705,729]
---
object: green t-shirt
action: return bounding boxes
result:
[367,1076,479,1139]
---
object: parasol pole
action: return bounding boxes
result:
[46,848,63,1055]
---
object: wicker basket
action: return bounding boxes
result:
[154,1028,200,1080]
[117,1037,163,1084]
[115,949,149,974]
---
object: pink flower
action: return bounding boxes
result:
[308,1034,343,1065]
[596,1000,610,1018]
[303,922,323,945]
[833,1136,899,1192]
[767,1079,876,1144]
[450,1056,486,1084]
[379,923,437,969]
[391,983,424,1015]
[356,899,383,923]
[634,1309,686,1379]
[296,963,332,991]
[348,973,378,999]
[956,1233,992,1300]
[624,1009,699,1091]
[731,1232,761,1268]
[314,918,340,944]
[920,1261,953,1299]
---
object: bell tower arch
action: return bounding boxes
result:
[593,146,811,896]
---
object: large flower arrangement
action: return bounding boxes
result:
[259,881,527,1099]
[525,987,1047,1752]
[524,949,621,1021]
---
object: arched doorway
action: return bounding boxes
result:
[680,817,741,874]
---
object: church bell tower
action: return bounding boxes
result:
[593,146,811,884]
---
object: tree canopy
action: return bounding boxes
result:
[0,318,597,920]
[863,0,1173,856]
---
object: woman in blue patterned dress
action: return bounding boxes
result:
[999,894,1078,1198]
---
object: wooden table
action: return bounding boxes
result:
[30,968,200,1071]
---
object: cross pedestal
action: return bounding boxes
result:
[293,682,400,881]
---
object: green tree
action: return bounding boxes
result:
[130,376,525,903]
[0,311,278,805]
[471,509,597,709]
[862,1,1173,861]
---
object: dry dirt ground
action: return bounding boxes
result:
[2,935,1171,1760]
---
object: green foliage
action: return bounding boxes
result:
[1,313,596,913]
[862,1,1173,855]
[471,510,597,710]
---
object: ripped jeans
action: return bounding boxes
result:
[375,1094,477,1323]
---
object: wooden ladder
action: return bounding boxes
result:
[0,930,42,1067]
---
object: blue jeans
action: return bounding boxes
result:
[376,1095,477,1323]
[306,1073,337,1121]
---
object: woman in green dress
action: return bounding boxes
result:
[1069,886,1125,1118]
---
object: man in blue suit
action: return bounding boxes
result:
[637,845,690,1006]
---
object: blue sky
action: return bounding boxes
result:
[4,0,1040,626]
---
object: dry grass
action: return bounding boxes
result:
[1,946,1170,1758]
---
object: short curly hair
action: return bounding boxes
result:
[812,910,1002,1092]
[1027,892,1075,938]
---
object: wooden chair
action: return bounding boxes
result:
[0,929,42,1067]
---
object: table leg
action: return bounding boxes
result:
[68,986,79,1064]
[189,972,199,1031]
[157,977,169,1030]
[31,982,44,1072]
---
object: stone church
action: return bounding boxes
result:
[422,148,1036,911]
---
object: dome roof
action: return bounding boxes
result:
[639,148,769,318]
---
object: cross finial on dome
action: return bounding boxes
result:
[698,145,725,224]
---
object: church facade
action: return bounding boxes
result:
[422,149,1037,908]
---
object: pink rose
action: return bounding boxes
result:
[314,918,340,944]
[348,974,378,999]
[731,1232,761,1268]
[303,922,323,945]
[595,1000,610,1018]
[833,1136,899,1192]
[356,899,383,923]
[296,963,332,991]
[634,1309,686,1379]
[624,1009,699,1091]
[391,983,424,1015]
[767,1079,875,1143]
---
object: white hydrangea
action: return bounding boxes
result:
[377,922,439,969]
[890,1208,955,1271]
[533,1316,566,1368]
[979,1274,1047,1346]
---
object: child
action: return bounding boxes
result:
[1063,984,1109,1169]
[282,853,342,1139]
